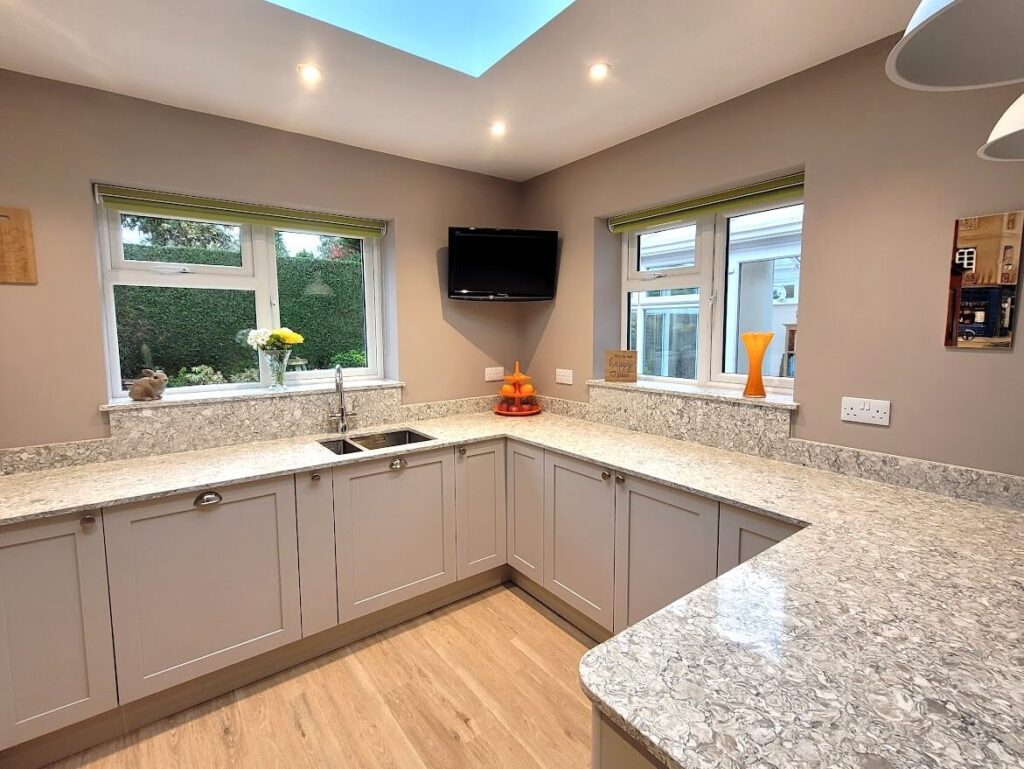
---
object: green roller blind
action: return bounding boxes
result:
[607,172,804,233]
[94,184,387,238]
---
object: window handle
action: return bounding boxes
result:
[639,272,667,281]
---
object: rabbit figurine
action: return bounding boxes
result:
[128,369,168,401]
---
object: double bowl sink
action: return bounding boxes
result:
[319,428,433,455]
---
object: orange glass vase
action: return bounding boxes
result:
[741,331,774,398]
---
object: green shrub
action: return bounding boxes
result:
[330,350,367,368]
[229,368,260,383]
[167,365,227,387]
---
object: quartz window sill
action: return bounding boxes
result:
[101,379,404,412]
[587,379,798,411]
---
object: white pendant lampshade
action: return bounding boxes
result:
[886,0,1024,90]
[979,93,1024,160]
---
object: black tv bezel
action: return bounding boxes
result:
[447,227,557,302]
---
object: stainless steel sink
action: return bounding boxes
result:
[318,429,434,455]
[348,429,433,451]
[318,438,367,455]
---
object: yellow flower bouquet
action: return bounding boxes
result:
[246,327,305,351]
[245,327,305,391]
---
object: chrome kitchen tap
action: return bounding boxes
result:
[329,364,357,434]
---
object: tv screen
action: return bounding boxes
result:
[448,228,558,301]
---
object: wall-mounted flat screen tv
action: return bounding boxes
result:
[448,227,558,301]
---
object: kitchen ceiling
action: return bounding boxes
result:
[0,0,918,181]
[263,0,577,77]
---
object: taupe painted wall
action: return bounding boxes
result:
[0,70,522,449]
[520,38,1024,476]
[4,38,1024,476]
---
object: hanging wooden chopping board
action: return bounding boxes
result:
[0,207,37,284]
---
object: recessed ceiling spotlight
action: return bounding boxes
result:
[297,64,323,86]
[589,62,611,82]
[490,120,507,138]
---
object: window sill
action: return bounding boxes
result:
[586,379,798,411]
[101,379,404,412]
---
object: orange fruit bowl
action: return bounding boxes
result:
[494,402,542,417]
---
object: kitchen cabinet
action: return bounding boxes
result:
[295,469,339,636]
[104,476,302,703]
[506,440,546,583]
[544,452,617,630]
[717,503,801,575]
[613,476,719,632]
[454,440,506,579]
[334,449,456,620]
[0,514,117,749]
[592,710,661,769]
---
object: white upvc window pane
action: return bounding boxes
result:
[637,224,697,272]
[721,203,803,379]
[120,214,243,268]
[112,285,259,389]
[628,288,700,380]
[274,230,369,372]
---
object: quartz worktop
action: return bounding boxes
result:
[0,412,1021,768]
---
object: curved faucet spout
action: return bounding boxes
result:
[330,364,356,434]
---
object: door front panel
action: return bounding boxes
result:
[0,514,116,749]
[544,452,616,630]
[104,476,301,703]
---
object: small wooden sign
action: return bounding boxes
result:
[0,207,37,285]
[604,350,638,382]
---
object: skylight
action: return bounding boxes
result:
[266,0,575,77]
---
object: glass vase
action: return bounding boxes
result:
[740,331,774,398]
[261,349,292,391]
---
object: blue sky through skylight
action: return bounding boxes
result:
[266,0,575,77]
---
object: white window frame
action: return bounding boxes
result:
[620,189,803,390]
[99,205,384,400]
[621,215,714,384]
[624,220,703,282]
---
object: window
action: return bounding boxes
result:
[627,289,700,379]
[636,224,697,273]
[98,190,384,398]
[716,203,803,383]
[620,182,803,389]
[273,230,371,373]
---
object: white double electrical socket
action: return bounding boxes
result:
[484,367,505,382]
[555,368,574,385]
[841,397,891,426]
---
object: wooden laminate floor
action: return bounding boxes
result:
[48,586,596,769]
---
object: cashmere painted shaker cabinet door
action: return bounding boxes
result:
[0,513,117,749]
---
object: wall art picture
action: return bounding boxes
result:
[945,209,1020,349]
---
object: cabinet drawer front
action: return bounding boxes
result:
[506,441,545,582]
[104,477,301,703]
[614,478,719,632]
[455,440,507,579]
[335,449,456,619]
[544,452,616,630]
[0,515,117,749]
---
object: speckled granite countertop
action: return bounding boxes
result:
[0,412,1021,768]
